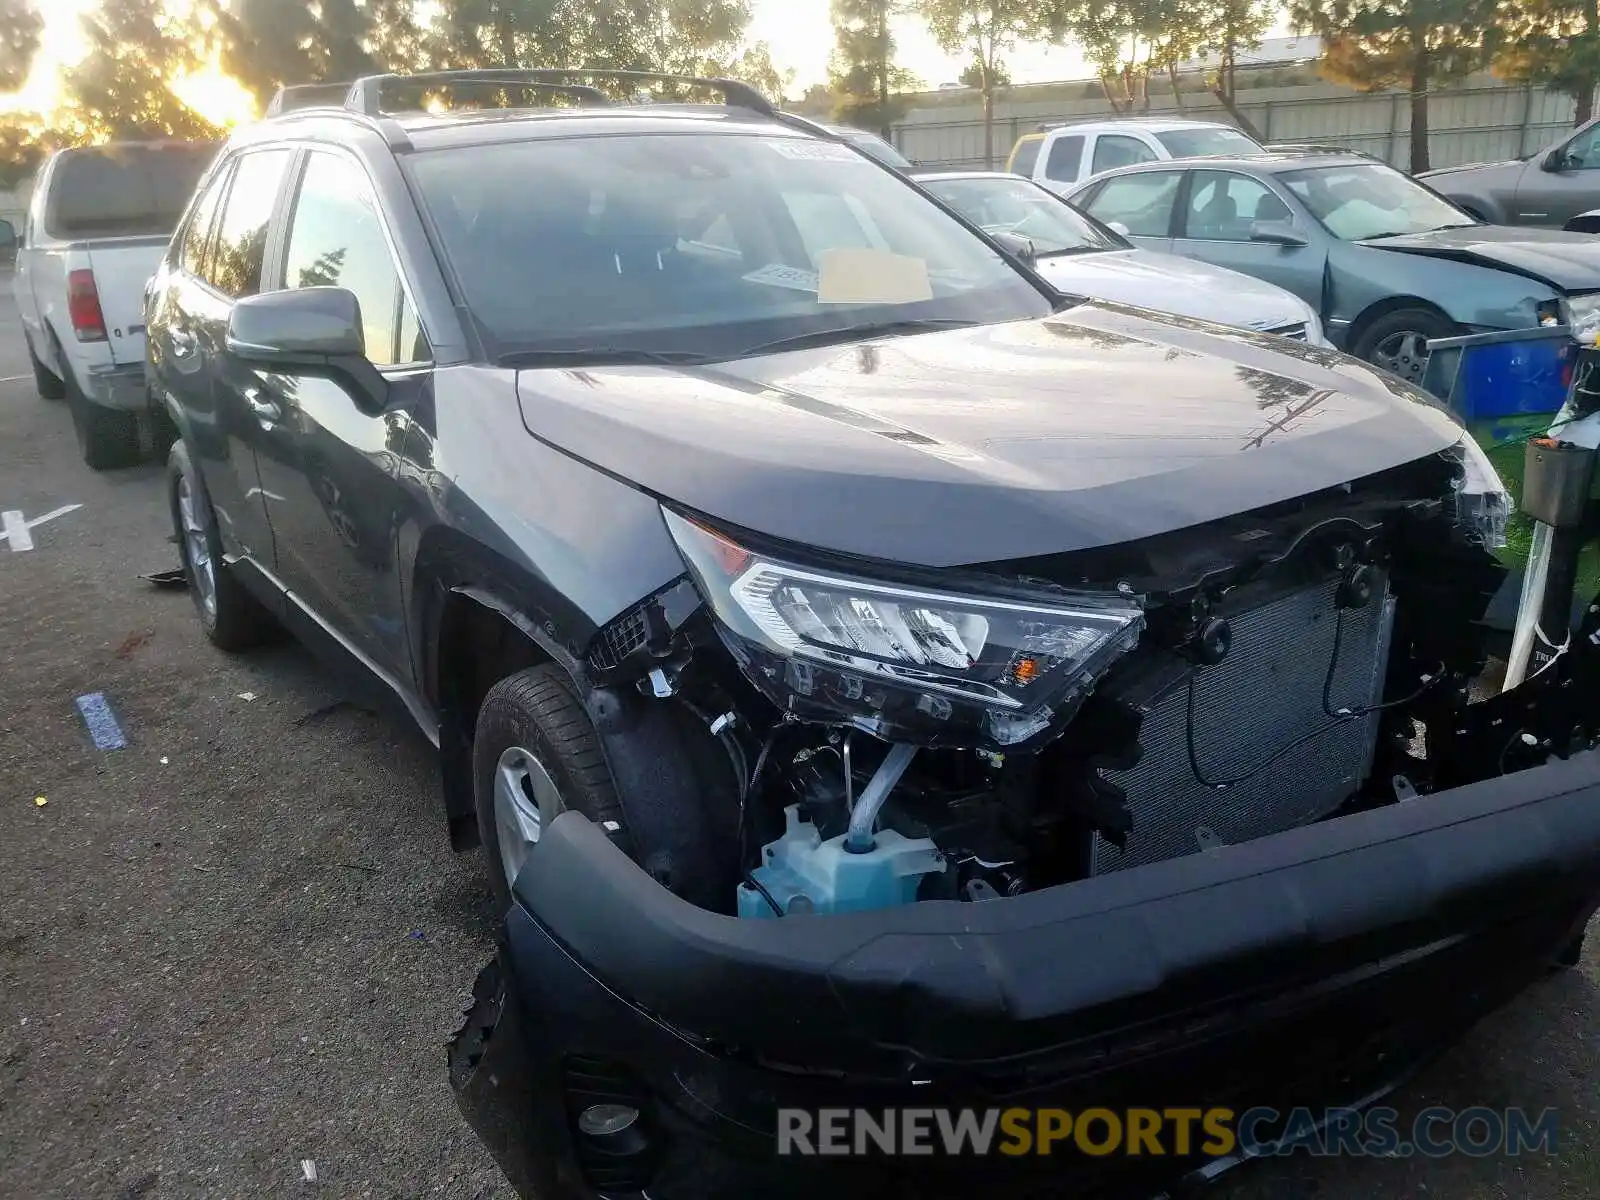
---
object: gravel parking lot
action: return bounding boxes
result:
[1,274,1598,1200]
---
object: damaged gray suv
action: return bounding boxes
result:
[144,69,1600,1200]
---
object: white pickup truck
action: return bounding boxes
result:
[12,141,217,469]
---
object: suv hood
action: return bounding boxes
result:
[1365,225,1600,292]
[1033,248,1312,335]
[513,303,1466,568]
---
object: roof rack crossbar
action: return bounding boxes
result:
[342,68,776,117]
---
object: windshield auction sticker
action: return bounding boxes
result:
[743,263,821,293]
[766,139,861,162]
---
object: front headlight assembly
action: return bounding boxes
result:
[663,509,1144,748]
[1447,434,1511,550]
[1563,293,1600,345]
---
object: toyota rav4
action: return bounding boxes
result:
[145,69,1600,1200]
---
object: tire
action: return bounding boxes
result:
[473,664,627,909]
[1351,307,1458,388]
[27,336,65,400]
[63,360,141,471]
[167,439,280,651]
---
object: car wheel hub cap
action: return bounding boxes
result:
[493,746,563,889]
[1373,331,1432,384]
[177,476,216,619]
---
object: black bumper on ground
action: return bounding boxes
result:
[453,751,1600,1200]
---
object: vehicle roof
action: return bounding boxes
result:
[233,103,813,153]
[1076,150,1377,179]
[1040,117,1243,133]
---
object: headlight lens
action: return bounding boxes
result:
[1562,293,1600,345]
[664,509,1144,746]
[1447,434,1511,549]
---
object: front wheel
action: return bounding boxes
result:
[1352,308,1458,387]
[472,665,628,909]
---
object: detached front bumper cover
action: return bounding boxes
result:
[456,751,1600,1199]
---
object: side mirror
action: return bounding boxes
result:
[991,230,1038,267]
[1106,221,1132,237]
[1543,149,1569,173]
[1249,220,1309,247]
[226,287,387,409]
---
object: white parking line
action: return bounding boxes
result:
[1,504,83,552]
[0,374,29,384]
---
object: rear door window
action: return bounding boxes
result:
[209,149,294,300]
[178,164,231,280]
[1043,135,1086,183]
[45,142,220,239]
[1081,171,1183,237]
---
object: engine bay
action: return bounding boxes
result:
[584,442,1579,920]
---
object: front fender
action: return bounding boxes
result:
[1333,242,1559,332]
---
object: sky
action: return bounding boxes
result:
[4,0,1100,122]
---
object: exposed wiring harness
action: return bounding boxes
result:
[1185,600,1443,791]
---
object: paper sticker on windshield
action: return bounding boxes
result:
[817,249,933,305]
[766,139,860,163]
[744,263,821,292]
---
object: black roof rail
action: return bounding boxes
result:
[343,68,776,117]
[266,81,358,117]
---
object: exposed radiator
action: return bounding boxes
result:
[1093,577,1395,875]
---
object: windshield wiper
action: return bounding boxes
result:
[733,318,981,360]
[1035,246,1112,260]
[498,346,713,369]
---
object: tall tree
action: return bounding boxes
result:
[214,0,426,107]
[917,1,1044,166]
[830,0,917,136]
[62,0,220,140]
[1045,0,1197,114]
[0,0,42,93]
[425,1,781,101]
[1494,0,1600,125]
[1198,0,1272,135]
[1291,0,1502,172]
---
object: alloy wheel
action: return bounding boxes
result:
[1371,330,1432,385]
[177,474,217,619]
[493,745,563,889]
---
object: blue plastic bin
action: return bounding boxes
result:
[1421,326,1573,423]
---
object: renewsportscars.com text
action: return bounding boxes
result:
[776,1105,1559,1160]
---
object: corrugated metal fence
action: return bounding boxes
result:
[892,77,1584,172]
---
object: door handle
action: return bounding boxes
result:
[244,386,282,425]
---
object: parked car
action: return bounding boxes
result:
[149,69,1600,1200]
[822,122,915,170]
[12,140,219,468]
[917,169,1326,342]
[1006,117,1266,196]
[1069,151,1600,383]
[1418,115,1600,230]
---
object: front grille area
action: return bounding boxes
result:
[1093,577,1394,874]
[588,606,650,672]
